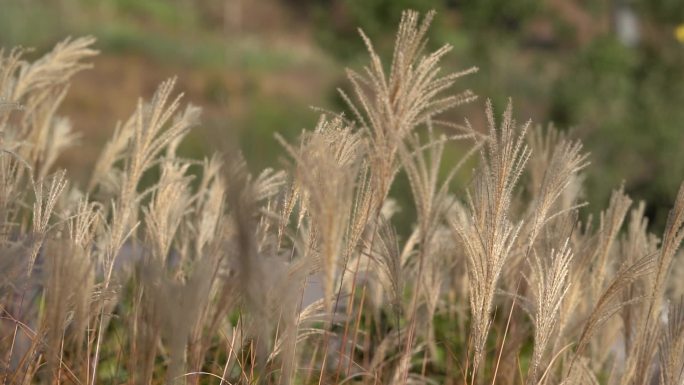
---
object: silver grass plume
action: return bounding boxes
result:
[280,116,363,314]
[143,159,193,263]
[658,299,684,385]
[525,239,573,384]
[103,78,196,276]
[340,10,477,212]
[449,99,531,377]
[527,125,589,247]
[28,170,67,274]
[621,182,684,385]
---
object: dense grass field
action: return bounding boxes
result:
[1,8,684,385]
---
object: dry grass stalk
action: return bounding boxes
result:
[525,239,573,384]
[450,99,531,378]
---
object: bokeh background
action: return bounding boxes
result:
[3,0,684,231]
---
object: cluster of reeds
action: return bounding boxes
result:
[1,10,683,385]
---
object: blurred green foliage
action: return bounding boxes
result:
[94,0,197,26]
[307,0,447,59]
[637,0,684,23]
[548,33,684,229]
[457,0,540,30]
